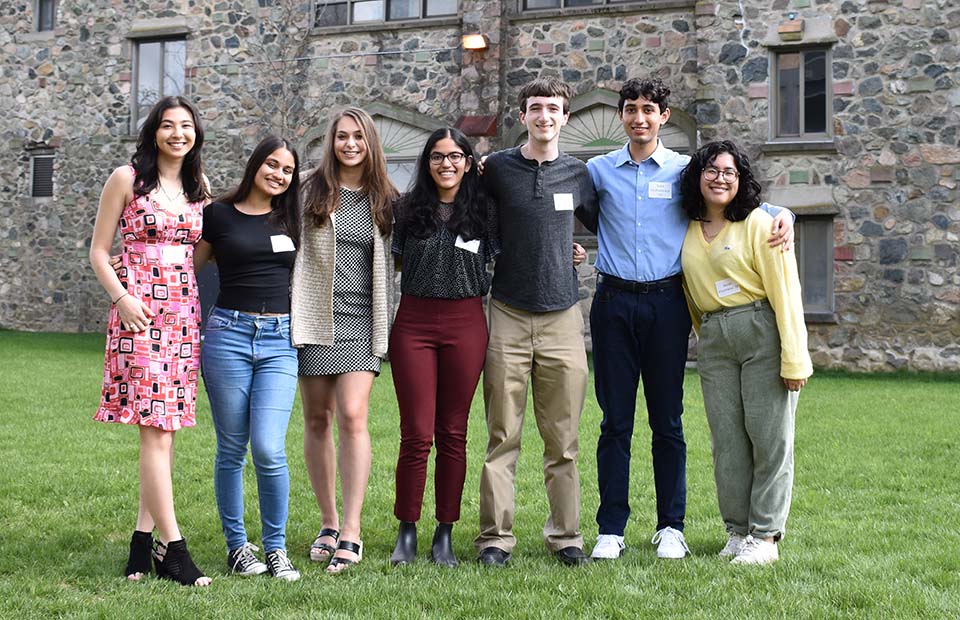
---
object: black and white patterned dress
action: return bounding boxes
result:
[298,187,381,375]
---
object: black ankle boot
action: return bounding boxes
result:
[154,538,207,586]
[390,521,417,566]
[430,523,458,568]
[125,530,154,579]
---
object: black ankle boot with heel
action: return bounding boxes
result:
[430,523,458,568]
[154,538,208,586]
[125,530,155,579]
[390,521,417,566]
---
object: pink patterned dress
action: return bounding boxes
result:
[94,174,203,431]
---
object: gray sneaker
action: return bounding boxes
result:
[266,548,301,582]
[227,542,268,576]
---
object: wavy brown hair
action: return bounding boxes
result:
[302,108,396,235]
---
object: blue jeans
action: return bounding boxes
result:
[201,307,298,553]
[590,277,691,535]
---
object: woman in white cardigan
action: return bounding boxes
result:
[291,108,397,573]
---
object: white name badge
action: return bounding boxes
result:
[270,234,296,253]
[648,182,673,200]
[553,193,574,211]
[455,235,481,254]
[715,278,742,298]
[161,245,186,264]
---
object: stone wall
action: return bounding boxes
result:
[1,0,957,371]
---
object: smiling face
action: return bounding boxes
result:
[428,137,471,203]
[154,106,196,160]
[619,96,670,155]
[699,152,740,212]
[252,147,296,199]
[520,95,569,146]
[333,115,367,169]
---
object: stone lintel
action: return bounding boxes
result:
[766,186,836,212]
[762,16,836,47]
[128,17,192,39]
[760,140,837,155]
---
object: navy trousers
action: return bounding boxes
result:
[590,277,691,535]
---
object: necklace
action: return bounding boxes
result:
[157,180,184,203]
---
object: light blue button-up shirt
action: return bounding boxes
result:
[587,141,691,282]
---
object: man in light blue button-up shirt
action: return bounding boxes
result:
[585,78,792,562]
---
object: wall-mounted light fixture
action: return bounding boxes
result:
[462,34,488,51]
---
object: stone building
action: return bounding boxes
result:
[1,0,957,371]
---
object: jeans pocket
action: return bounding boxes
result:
[205,312,235,332]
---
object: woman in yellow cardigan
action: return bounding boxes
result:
[679,140,812,566]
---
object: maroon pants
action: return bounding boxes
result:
[390,294,488,523]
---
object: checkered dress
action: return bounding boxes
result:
[298,188,381,376]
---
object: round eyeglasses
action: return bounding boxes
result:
[429,152,467,165]
[702,167,740,182]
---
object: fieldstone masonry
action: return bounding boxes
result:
[1,0,957,371]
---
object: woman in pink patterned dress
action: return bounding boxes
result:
[89,96,211,586]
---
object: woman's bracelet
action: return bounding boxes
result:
[112,292,129,305]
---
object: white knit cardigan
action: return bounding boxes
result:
[290,210,393,359]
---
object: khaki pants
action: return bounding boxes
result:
[475,299,588,553]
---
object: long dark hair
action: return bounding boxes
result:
[131,96,207,203]
[396,128,490,241]
[302,107,395,235]
[217,136,302,245]
[680,140,762,222]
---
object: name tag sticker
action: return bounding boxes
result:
[455,235,481,254]
[715,278,741,298]
[553,193,574,211]
[648,182,673,199]
[270,235,296,253]
[160,245,186,264]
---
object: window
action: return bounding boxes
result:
[772,48,831,140]
[132,38,186,132]
[30,154,54,198]
[522,0,633,9]
[314,0,457,26]
[795,216,835,320]
[35,0,55,31]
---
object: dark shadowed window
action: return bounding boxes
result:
[773,48,831,139]
[31,155,54,198]
[314,0,457,26]
[795,215,835,320]
[36,0,56,31]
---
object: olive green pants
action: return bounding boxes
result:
[698,301,797,540]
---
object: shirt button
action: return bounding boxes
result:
[637,221,641,226]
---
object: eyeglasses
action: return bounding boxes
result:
[703,167,739,182]
[429,151,467,165]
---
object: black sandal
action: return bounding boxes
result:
[310,528,340,562]
[154,538,209,586]
[326,540,362,574]
[125,530,155,579]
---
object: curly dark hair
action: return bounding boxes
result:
[131,96,207,203]
[679,140,762,222]
[618,78,670,114]
[217,135,301,246]
[395,127,490,241]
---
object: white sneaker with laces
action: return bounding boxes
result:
[651,527,689,559]
[730,535,779,565]
[590,534,626,560]
[718,533,746,559]
[266,548,301,581]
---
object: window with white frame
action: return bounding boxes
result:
[522,0,641,10]
[30,154,55,198]
[314,0,457,27]
[35,0,56,31]
[772,48,831,140]
[132,38,186,132]
[795,215,835,320]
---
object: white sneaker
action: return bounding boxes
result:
[590,534,625,560]
[730,535,779,565]
[651,527,689,559]
[718,533,746,559]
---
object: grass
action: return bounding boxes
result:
[1,330,959,619]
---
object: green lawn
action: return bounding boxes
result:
[1,331,958,619]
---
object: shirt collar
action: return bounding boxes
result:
[615,140,668,168]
